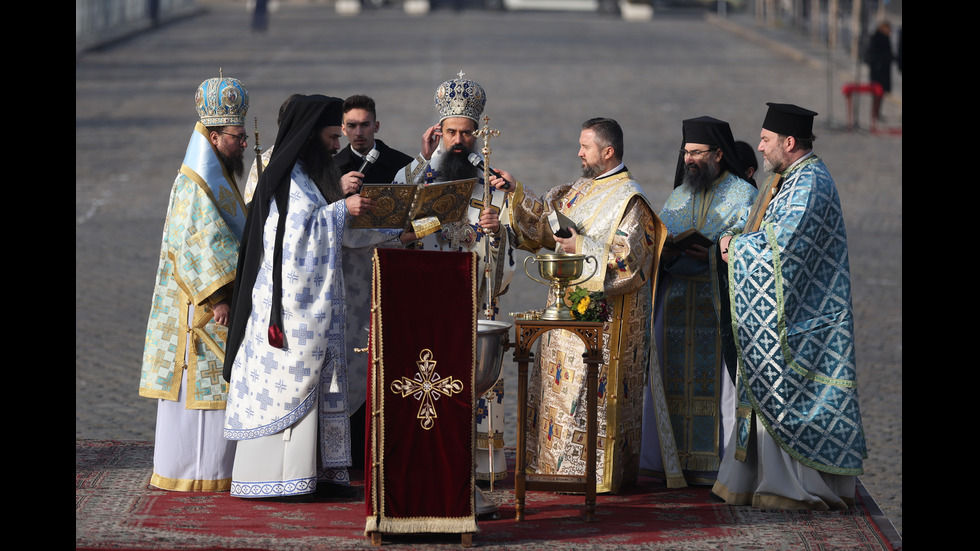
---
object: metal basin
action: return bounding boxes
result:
[531,253,590,281]
[475,320,511,395]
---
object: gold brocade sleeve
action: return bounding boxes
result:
[507,180,574,253]
[206,283,233,307]
[509,180,662,298]
[602,197,659,297]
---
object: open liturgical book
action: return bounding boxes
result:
[351,178,477,236]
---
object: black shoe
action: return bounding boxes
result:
[316,482,361,499]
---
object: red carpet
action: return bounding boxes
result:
[76,440,898,550]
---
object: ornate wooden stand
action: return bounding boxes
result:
[513,318,603,522]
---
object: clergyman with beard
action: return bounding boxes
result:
[389,73,516,494]
[489,117,667,493]
[222,95,384,499]
[638,116,757,487]
[138,74,251,492]
[712,103,867,509]
[291,94,414,478]
[302,115,348,203]
[390,73,513,318]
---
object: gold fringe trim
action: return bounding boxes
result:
[685,453,720,473]
[711,480,751,505]
[364,516,379,535]
[750,493,841,511]
[149,472,230,492]
[139,387,178,402]
[366,516,478,535]
[642,468,717,486]
[683,473,720,486]
[476,434,505,448]
[691,400,718,416]
[638,468,689,489]
[664,397,719,416]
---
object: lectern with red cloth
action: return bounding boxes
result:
[364,248,478,543]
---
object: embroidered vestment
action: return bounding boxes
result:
[139,122,246,409]
[223,162,354,494]
[725,156,866,476]
[509,170,666,493]
[644,171,757,482]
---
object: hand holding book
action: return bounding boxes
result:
[665,228,714,251]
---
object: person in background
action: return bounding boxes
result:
[865,20,895,122]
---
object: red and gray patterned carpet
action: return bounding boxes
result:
[76,440,899,550]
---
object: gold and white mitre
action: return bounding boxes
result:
[433,70,486,123]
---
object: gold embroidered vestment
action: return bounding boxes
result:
[509,171,666,492]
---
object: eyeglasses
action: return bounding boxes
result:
[219,131,249,144]
[680,148,716,158]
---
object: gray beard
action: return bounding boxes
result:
[581,162,603,179]
[763,158,784,175]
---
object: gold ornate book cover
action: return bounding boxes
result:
[352,178,477,229]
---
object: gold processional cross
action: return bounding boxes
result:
[474,115,501,180]
[390,349,463,430]
[474,115,501,320]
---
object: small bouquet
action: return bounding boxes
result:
[567,287,611,322]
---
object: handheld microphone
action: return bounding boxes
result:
[468,153,512,191]
[345,148,380,198]
[468,152,506,178]
[357,147,380,174]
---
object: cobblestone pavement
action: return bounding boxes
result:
[76,1,901,536]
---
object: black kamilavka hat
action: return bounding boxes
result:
[672,115,754,188]
[762,102,817,139]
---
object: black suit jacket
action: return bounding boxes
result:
[334,139,414,184]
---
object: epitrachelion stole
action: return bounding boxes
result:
[365,248,478,536]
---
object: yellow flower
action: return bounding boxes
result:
[577,296,591,314]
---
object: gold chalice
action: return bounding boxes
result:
[523,253,598,320]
